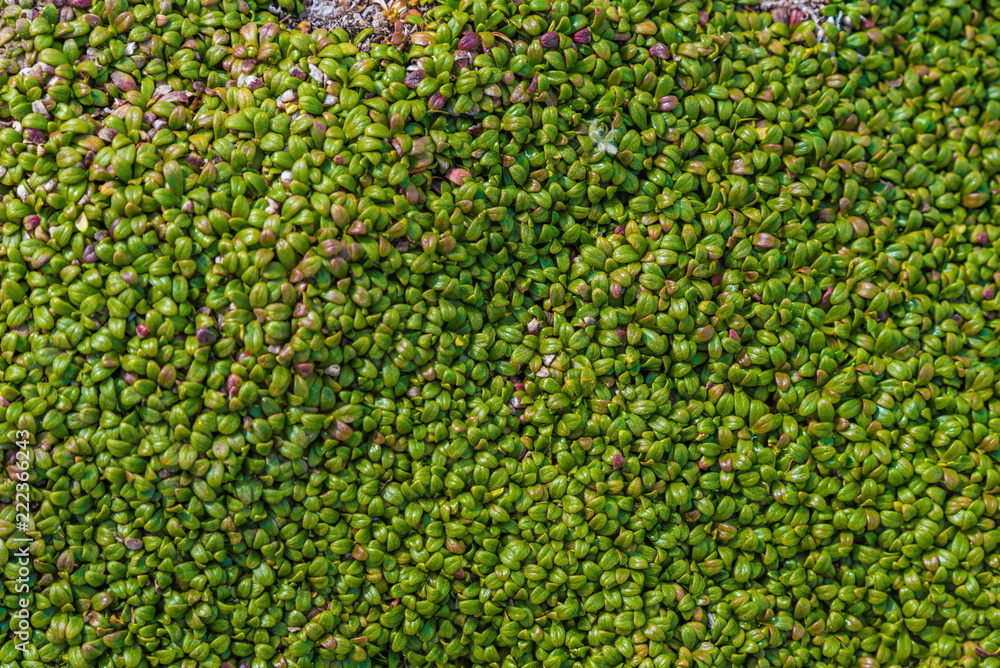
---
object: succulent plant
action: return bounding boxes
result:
[0,0,999,667]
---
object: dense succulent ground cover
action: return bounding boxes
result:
[1,0,1000,666]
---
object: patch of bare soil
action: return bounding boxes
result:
[296,0,428,51]
[753,0,828,27]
